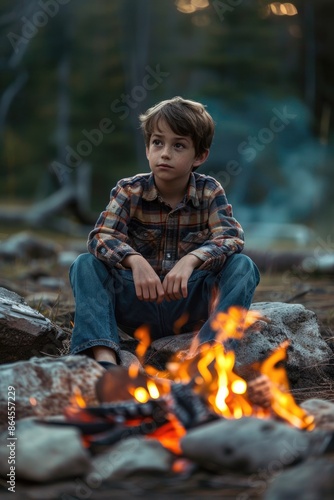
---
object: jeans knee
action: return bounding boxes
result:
[70,252,90,275]
[69,252,107,282]
[218,253,260,285]
[236,254,260,284]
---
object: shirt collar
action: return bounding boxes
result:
[142,173,200,207]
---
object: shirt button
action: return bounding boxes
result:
[197,232,202,237]
[100,247,107,255]
[166,253,171,259]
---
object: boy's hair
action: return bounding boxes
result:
[139,96,215,159]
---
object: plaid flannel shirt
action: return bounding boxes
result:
[88,172,244,275]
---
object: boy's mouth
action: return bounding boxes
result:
[157,163,173,169]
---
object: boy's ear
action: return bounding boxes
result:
[193,149,209,168]
[145,146,150,159]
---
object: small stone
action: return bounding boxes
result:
[37,277,66,289]
[181,417,312,474]
[89,437,173,481]
[301,398,334,431]
[264,458,334,500]
[58,251,81,267]
[0,231,61,260]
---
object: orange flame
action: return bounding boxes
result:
[173,313,189,334]
[137,306,314,431]
[146,413,186,455]
[256,341,314,430]
[211,307,263,343]
[134,325,151,363]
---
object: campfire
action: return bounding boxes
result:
[57,306,314,457]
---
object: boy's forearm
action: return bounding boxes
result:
[122,254,146,269]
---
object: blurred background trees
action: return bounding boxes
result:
[0,0,333,237]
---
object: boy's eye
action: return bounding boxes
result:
[175,143,185,149]
[152,139,162,146]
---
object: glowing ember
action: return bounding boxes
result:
[146,414,186,455]
[147,379,160,399]
[71,386,86,408]
[132,387,150,403]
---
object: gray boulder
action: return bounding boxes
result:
[234,302,333,389]
[301,399,334,431]
[181,417,327,474]
[0,287,66,363]
[0,419,91,482]
[0,355,104,423]
[264,458,334,500]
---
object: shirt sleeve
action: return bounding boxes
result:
[189,184,244,271]
[87,181,140,267]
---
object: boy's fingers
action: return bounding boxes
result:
[156,283,165,303]
[181,277,188,298]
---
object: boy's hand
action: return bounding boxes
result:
[163,254,202,301]
[122,255,165,304]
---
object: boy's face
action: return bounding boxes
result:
[145,119,208,188]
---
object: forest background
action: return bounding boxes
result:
[1,0,334,246]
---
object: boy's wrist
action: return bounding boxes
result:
[122,254,144,269]
[183,253,203,269]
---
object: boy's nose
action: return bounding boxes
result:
[161,147,171,158]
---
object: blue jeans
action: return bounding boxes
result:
[69,253,260,360]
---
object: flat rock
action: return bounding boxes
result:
[264,458,334,500]
[148,333,195,370]
[181,417,319,474]
[0,420,91,482]
[89,437,173,481]
[0,355,104,423]
[301,398,334,431]
[0,287,66,363]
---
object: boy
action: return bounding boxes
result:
[69,96,260,372]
